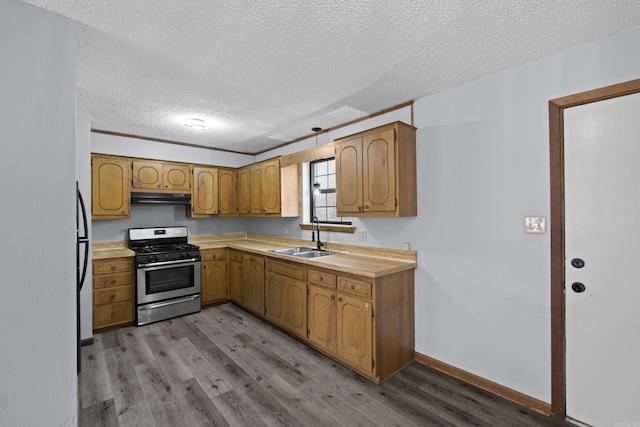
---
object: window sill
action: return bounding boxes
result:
[299,223,356,234]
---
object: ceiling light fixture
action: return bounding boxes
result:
[312,127,322,147]
[184,118,209,131]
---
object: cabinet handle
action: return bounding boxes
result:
[331,294,335,300]
[319,276,324,281]
[357,206,362,211]
[111,279,116,284]
[350,285,355,290]
[364,205,369,210]
[337,297,342,302]
[110,265,116,271]
[157,185,161,188]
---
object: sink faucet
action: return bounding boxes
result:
[312,216,324,251]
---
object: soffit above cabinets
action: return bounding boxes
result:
[20,0,640,154]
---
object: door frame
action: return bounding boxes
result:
[548,78,640,419]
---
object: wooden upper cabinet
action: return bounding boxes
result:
[237,166,252,214]
[91,154,130,219]
[132,160,191,192]
[238,158,299,217]
[249,158,281,214]
[190,166,218,216]
[218,168,237,215]
[335,122,416,217]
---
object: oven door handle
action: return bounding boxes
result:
[138,294,200,311]
[137,258,200,268]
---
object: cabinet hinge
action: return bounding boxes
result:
[372,308,375,317]
[394,129,397,142]
[395,199,398,208]
[372,358,375,369]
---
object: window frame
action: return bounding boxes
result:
[309,157,351,225]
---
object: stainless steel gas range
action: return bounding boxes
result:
[127,226,201,326]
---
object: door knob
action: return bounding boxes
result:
[571,282,586,293]
[571,258,585,269]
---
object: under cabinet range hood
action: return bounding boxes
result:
[131,192,191,205]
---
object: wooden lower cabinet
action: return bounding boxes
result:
[201,249,227,305]
[337,293,373,374]
[228,250,243,303]
[92,257,135,331]
[265,259,307,339]
[306,268,414,383]
[242,253,265,315]
[308,284,337,354]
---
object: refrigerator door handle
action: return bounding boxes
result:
[77,185,90,291]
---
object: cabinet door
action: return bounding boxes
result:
[283,277,306,339]
[192,166,218,216]
[228,259,243,303]
[201,260,227,304]
[337,293,373,373]
[243,255,264,315]
[132,160,163,189]
[218,168,237,214]
[335,138,363,214]
[262,158,281,214]
[265,272,285,325]
[162,163,191,191]
[308,285,337,354]
[91,155,130,219]
[266,272,307,338]
[250,164,264,213]
[237,167,251,214]
[362,128,396,213]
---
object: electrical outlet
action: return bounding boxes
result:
[358,230,367,241]
[215,224,221,232]
[402,242,410,250]
[283,226,288,235]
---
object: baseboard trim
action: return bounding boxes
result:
[81,337,94,347]
[414,352,551,415]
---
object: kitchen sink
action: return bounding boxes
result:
[269,247,337,258]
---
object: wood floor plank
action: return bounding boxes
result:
[79,334,113,410]
[80,303,574,427]
[169,336,234,399]
[103,347,145,414]
[78,398,119,427]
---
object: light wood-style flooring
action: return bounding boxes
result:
[79,303,571,426]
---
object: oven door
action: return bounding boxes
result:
[137,259,201,305]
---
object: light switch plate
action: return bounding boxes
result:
[524,216,546,234]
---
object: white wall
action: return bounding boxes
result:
[0,1,77,426]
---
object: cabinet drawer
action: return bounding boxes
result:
[93,301,134,329]
[201,248,227,261]
[337,276,372,299]
[93,258,133,275]
[94,285,133,306]
[309,269,336,288]
[229,250,244,263]
[266,259,307,281]
[93,272,133,289]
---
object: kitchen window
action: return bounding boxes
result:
[310,158,351,225]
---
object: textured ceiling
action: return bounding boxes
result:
[20,0,640,154]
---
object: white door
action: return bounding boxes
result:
[564,92,640,426]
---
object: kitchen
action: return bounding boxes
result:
[2,0,640,426]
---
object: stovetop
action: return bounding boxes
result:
[133,243,201,264]
[133,243,199,255]
[127,227,201,264]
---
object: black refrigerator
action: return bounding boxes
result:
[76,181,89,373]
